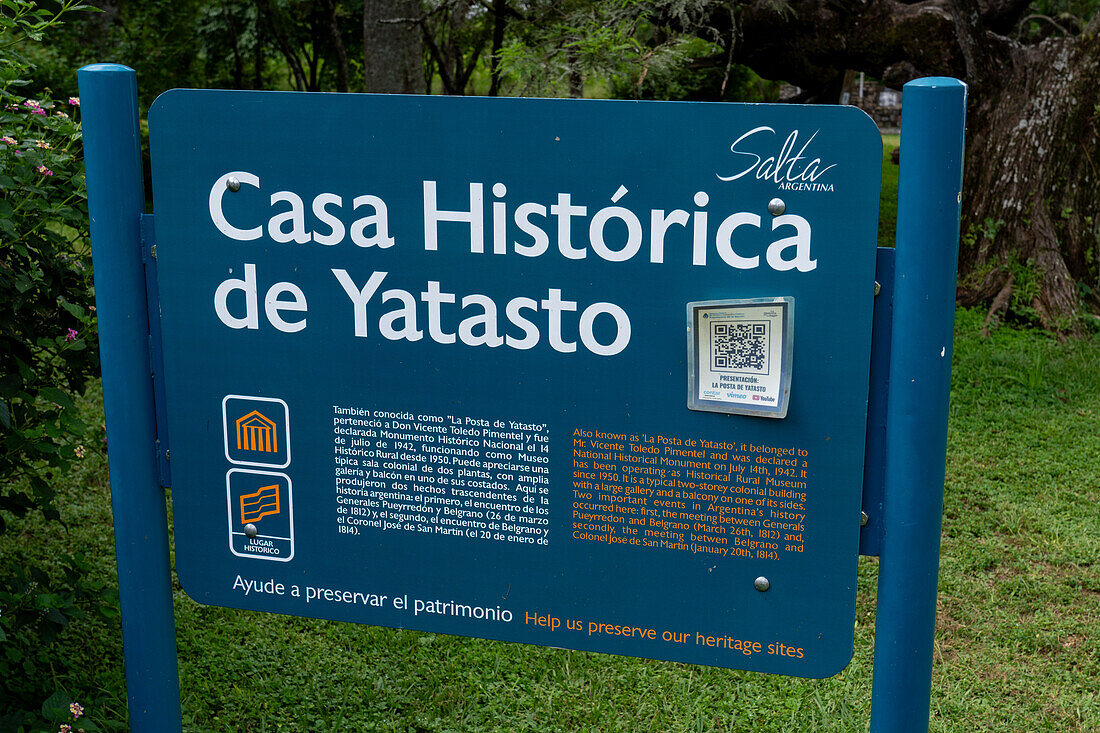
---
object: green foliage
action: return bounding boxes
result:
[195,0,264,90]
[0,2,114,728]
[497,1,778,101]
[1019,0,1100,39]
[36,690,110,732]
[36,0,779,102]
[0,0,95,525]
[960,216,1004,256]
[1007,256,1039,308]
[609,36,781,102]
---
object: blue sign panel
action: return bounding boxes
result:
[149,91,881,678]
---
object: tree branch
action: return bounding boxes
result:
[979,0,1034,33]
[694,0,966,95]
[948,0,1017,93]
[256,0,309,91]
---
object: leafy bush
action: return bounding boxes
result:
[1,2,113,729]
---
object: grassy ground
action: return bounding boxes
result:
[10,309,1096,732]
[4,135,1097,730]
[879,134,900,246]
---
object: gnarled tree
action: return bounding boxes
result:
[693,0,1100,329]
[950,2,1099,328]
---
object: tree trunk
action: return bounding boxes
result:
[684,1,1100,328]
[363,0,422,93]
[321,0,349,92]
[567,45,583,98]
[488,0,507,96]
[256,0,309,91]
[224,0,245,89]
[956,21,1100,328]
[253,7,265,90]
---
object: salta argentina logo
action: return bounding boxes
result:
[717,126,837,192]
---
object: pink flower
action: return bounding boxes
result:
[56,111,69,118]
[36,140,51,149]
[31,108,46,116]
[68,97,80,107]
[69,701,84,717]
[60,725,71,733]
[37,165,54,176]
[23,99,40,109]
[65,328,78,341]
[1,136,15,145]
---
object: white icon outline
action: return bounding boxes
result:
[226,468,295,562]
[222,394,291,468]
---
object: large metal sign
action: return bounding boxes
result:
[149,91,881,677]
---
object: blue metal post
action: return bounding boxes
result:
[870,78,967,731]
[78,64,182,732]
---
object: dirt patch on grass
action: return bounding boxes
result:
[1059,634,1085,650]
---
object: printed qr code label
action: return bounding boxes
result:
[688,298,793,418]
[710,321,770,375]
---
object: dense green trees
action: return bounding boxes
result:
[42,2,1097,328]
[36,2,777,101]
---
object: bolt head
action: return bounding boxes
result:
[753,576,771,592]
[874,281,881,296]
[226,176,241,192]
[767,198,786,216]
[860,511,869,527]
[244,523,258,538]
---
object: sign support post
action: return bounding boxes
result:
[78,64,182,732]
[870,77,967,732]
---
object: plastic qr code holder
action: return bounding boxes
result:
[686,297,794,418]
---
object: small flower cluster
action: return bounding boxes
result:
[58,700,85,733]
[2,95,78,179]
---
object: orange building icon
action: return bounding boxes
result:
[236,410,278,453]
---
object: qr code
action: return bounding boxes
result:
[711,321,769,374]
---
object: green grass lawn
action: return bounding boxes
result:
[879,134,900,247]
[6,310,1096,732]
[3,134,1097,731]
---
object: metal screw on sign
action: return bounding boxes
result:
[874,281,881,296]
[767,198,786,216]
[244,523,258,538]
[226,175,241,192]
[754,576,771,592]
[861,511,869,527]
